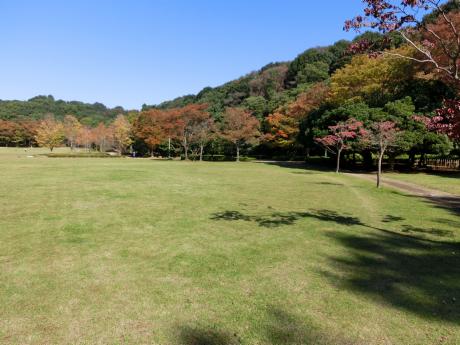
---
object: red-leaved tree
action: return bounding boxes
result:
[414,99,460,141]
[173,104,211,160]
[134,109,169,157]
[221,107,260,162]
[345,0,460,83]
[315,118,366,173]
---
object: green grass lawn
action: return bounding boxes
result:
[1,148,459,344]
[387,171,460,195]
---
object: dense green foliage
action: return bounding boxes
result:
[0,95,126,126]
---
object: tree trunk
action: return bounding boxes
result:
[336,149,341,173]
[150,148,154,157]
[50,146,54,152]
[199,144,204,161]
[183,137,188,160]
[236,145,240,162]
[324,149,328,158]
[168,137,171,159]
[377,150,384,188]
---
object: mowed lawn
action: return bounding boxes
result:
[1,148,459,345]
[387,171,460,195]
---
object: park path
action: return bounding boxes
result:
[346,172,460,215]
[254,160,460,214]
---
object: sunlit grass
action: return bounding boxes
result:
[0,148,459,344]
[387,171,460,195]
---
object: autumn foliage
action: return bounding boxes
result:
[315,118,366,173]
[221,107,260,161]
[35,115,65,152]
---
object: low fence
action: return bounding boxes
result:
[425,158,460,170]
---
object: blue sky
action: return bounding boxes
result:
[0,1,365,109]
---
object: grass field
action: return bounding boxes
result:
[387,171,460,195]
[1,148,459,344]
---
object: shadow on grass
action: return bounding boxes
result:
[256,161,332,173]
[176,307,355,345]
[401,224,454,237]
[323,230,460,323]
[388,190,460,217]
[210,209,362,229]
[211,208,460,322]
[312,182,344,186]
[177,326,240,345]
[263,306,355,345]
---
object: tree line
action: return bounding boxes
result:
[7,105,260,162]
[1,1,459,176]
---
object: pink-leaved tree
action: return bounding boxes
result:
[315,118,367,173]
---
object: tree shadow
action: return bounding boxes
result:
[210,209,363,229]
[177,325,240,345]
[388,190,460,217]
[211,207,460,322]
[433,218,460,228]
[401,224,454,238]
[256,161,331,173]
[176,308,355,345]
[382,215,405,223]
[323,230,460,323]
[425,195,460,216]
[263,306,355,345]
[312,182,344,186]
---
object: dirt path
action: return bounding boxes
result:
[346,173,460,215]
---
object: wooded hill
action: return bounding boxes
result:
[0,95,127,126]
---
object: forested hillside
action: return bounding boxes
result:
[0,95,126,125]
[1,0,459,169]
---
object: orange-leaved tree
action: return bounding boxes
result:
[93,122,112,152]
[264,83,329,149]
[220,107,260,162]
[173,103,211,160]
[134,109,169,157]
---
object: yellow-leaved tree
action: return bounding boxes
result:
[110,114,132,154]
[330,47,415,106]
[35,115,65,152]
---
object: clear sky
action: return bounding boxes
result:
[0,0,365,109]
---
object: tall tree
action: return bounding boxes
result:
[173,104,210,160]
[93,122,112,152]
[365,121,400,188]
[193,117,216,161]
[220,108,260,162]
[111,114,132,155]
[35,115,65,152]
[76,126,94,151]
[63,115,82,150]
[134,109,169,157]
